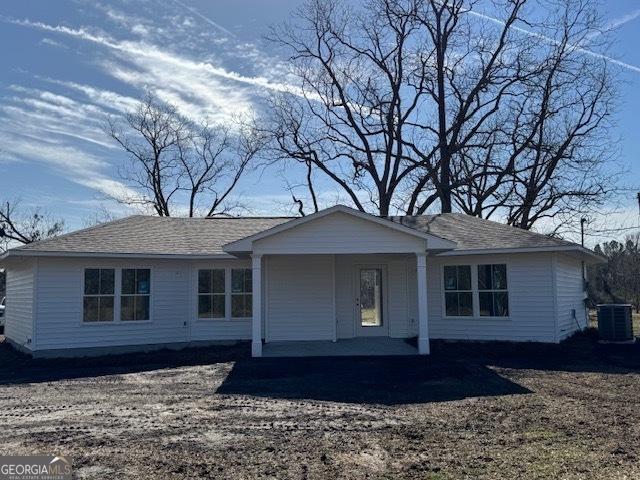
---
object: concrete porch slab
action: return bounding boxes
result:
[262,337,418,357]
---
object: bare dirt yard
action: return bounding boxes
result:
[1,331,639,479]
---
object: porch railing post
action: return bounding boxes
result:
[416,252,430,355]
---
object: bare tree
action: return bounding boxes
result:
[266,0,435,217]
[266,0,533,216]
[589,235,640,311]
[451,0,619,233]
[107,94,263,217]
[0,200,64,251]
[266,0,620,230]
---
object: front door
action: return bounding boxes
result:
[355,265,388,337]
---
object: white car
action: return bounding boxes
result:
[0,297,5,327]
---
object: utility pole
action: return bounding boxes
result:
[580,217,587,296]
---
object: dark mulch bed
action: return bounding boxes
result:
[1,330,639,479]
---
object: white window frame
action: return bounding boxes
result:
[442,265,474,318]
[231,268,253,319]
[120,268,152,322]
[81,266,154,325]
[441,262,511,320]
[193,262,253,322]
[82,268,116,323]
[197,268,227,320]
[477,264,510,317]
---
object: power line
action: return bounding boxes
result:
[583,225,640,235]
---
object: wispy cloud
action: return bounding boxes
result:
[1,88,115,149]
[171,0,236,38]
[465,7,640,74]
[0,3,300,215]
[2,16,303,123]
[38,78,140,114]
[0,130,138,201]
[0,81,142,202]
[39,37,68,49]
[603,8,640,33]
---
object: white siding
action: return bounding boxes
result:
[423,253,557,342]
[29,257,257,353]
[16,248,573,353]
[335,254,414,339]
[554,254,587,340]
[4,260,35,350]
[254,211,426,255]
[266,255,334,341]
[34,258,191,350]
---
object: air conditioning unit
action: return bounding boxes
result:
[597,304,634,341]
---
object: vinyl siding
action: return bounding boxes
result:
[266,255,334,341]
[254,211,426,255]
[423,253,557,342]
[18,249,569,353]
[554,254,587,340]
[34,258,191,350]
[4,260,35,350]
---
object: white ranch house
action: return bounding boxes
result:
[0,205,601,358]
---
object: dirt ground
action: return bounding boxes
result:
[1,331,639,480]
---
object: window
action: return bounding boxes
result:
[478,264,509,316]
[198,269,225,319]
[231,268,252,318]
[443,265,473,316]
[83,269,115,322]
[121,269,151,321]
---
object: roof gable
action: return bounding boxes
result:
[222,205,457,254]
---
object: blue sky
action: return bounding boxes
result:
[0,0,639,244]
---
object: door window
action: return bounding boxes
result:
[359,268,383,327]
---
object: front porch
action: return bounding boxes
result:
[262,337,419,357]
[221,206,457,357]
[249,252,432,358]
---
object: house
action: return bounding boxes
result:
[0,205,602,358]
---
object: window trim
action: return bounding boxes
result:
[197,268,227,320]
[120,268,152,322]
[231,268,253,319]
[194,264,253,322]
[443,265,474,317]
[440,262,511,320]
[81,266,154,326]
[477,264,510,317]
[82,268,116,323]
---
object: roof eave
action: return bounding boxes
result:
[438,245,605,263]
[0,250,235,261]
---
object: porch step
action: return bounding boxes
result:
[262,338,418,357]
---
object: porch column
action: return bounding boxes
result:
[251,254,263,357]
[416,252,430,355]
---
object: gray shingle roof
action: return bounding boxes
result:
[10,216,292,256]
[389,213,575,251]
[5,210,579,258]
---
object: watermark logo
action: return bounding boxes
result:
[0,456,72,480]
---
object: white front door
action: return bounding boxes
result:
[354,265,389,337]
